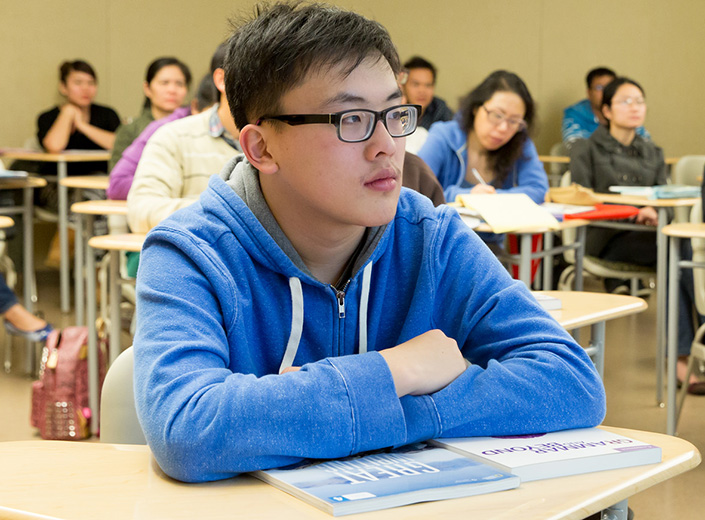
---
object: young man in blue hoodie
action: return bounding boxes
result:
[133,2,606,483]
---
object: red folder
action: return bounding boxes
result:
[564,204,639,221]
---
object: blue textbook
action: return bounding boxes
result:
[252,443,520,516]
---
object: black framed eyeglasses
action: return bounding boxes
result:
[255,104,421,143]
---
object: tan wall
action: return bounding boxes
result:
[2,0,705,158]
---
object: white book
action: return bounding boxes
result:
[532,292,562,310]
[432,428,661,482]
[252,443,519,516]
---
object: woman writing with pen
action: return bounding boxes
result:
[418,70,548,251]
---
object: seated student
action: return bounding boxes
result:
[132,3,605,483]
[570,77,664,294]
[562,67,649,149]
[127,45,241,233]
[417,70,547,252]
[37,60,120,177]
[402,56,453,131]
[107,74,218,201]
[108,57,192,172]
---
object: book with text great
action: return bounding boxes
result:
[252,443,520,516]
[432,428,661,482]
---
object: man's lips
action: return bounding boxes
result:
[365,169,399,191]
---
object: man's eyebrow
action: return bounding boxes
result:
[320,88,404,109]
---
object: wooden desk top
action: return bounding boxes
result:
[0,149,111,162]
[538,155,570,164]
[662,222,705,239]
[88,232,146,252]
[0,426,698,520]
[475,218,590,235]
[0,176,47,189]
[71,199,127,216]
[60,174,110,190]
[537,291,647,330]
[595,193,700,208]
[0,216,14,229]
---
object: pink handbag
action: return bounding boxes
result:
[30,326,107,440]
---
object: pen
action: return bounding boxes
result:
[471,168,487,185]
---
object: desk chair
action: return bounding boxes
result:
[672,156,705,223]
[557,172,655,295]
[99,346,146,444]
[676,199,705,426]
[547,142,569,187]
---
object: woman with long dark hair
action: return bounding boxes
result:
[418,70,548,249]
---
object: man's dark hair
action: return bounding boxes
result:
[403,56,437,83]
[459,70,535,186]
[210,42,228,74]
[224,1,401,129]
[586,66,616,89]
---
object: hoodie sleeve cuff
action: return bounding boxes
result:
[398,394,442,445]
[326,351,408,453]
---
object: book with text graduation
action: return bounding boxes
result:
[251,443,520,516]
[432,428,661,482]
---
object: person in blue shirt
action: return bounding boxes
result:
[132,2,605,483]
[417,70,548,252]
[562,67,649,148]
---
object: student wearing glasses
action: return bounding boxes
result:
[132,3,604,483]
[417,70,548,251]
[571,77,704,388]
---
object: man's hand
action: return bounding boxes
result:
[635,206,658,227]
[379,330,466,397]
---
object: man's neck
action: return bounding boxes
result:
[217,97,240,139]
[609,126,636,147]
[260,178,366,285]
[592,105,608,125]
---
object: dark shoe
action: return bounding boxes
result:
[604,278,630,294]
[4,321,53,342]
[687,381,705,395]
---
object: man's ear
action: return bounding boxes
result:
[58,82,68,97]
[239,124,279,175]
[213,68,226,94]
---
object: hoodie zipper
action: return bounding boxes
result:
[331,280,351,357]
[332,279,351,319]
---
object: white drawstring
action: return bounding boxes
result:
[279,277,304,374]
[358,262,373,354]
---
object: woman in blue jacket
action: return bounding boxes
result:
[418,71,547,250]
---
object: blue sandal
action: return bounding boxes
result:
[4,321,53,342]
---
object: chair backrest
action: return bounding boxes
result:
[673,156,705,222]
[691,199,705,316]
[548,142,570,186]
[672,155,705,186]
[99,346,146,445]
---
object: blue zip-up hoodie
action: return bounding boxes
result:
[417,119,548,204]
[133,158,605,483]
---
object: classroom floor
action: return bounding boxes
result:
[0,270,702,519]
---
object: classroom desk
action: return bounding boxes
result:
[86,232,145,435]
[538,156,681,166]
[0,426,698,520]
[0,150,111,313]
[591,193,700,406]
[475,219,589,290]
[663,222,705,435]
[538,291,647,379]
[0,176,46,313]
[70,199,128,328]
